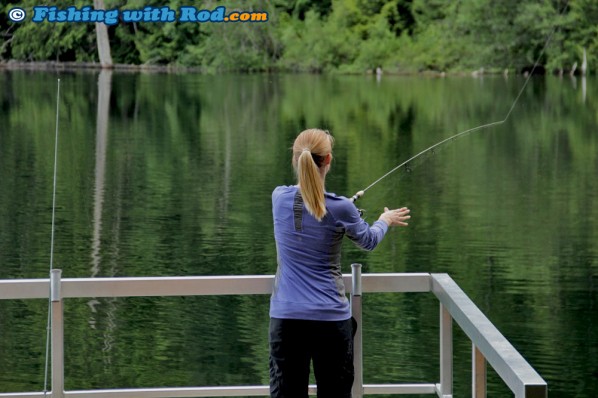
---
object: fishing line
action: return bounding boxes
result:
[43,78,61,397]
[350,1,568,203]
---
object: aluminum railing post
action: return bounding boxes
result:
[439,303,453,398]
[473,343,487,398]
[51,269,64,398]
[351,264,363,398]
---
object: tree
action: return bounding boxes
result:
[94,0,113,68]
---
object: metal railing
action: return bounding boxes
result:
[0,266,547,398]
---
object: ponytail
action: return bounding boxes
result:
[292,129,334,222]
[297,150,327,221]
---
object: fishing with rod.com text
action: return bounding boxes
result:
[7,5,268,24]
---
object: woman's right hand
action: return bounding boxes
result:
[378,207,410,227]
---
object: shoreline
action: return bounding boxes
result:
[0,61,203,73]
[0,61,582,77]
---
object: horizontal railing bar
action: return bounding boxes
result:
[363,383,437,394]
[0,279,49,299]
[361,273,431,293]
[65,385,319,397]
[431,273,547,398]
[0,274,431,300]
[65,386,271,397]
[0,383,439,398]
[62,276,275,298]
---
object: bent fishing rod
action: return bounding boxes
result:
[350,3,567,204]
[349,120,504,203]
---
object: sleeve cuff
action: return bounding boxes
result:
[373,220,389,235]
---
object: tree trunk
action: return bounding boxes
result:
[94,0,113,68]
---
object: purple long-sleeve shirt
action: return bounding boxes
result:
[270,185,388,321]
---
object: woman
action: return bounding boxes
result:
[269,128,410,398]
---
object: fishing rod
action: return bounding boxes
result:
[350,2,567,204]
[43,78,61,397]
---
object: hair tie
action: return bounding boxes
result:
[302,148,310,153]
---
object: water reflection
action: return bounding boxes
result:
[88,69,118,369]
[0,72,596,396]
[91,70,112,279]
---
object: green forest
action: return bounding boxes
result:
[1,0,596,73]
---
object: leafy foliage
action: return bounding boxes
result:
[0,0,595,73]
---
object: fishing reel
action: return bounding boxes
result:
[350,190,365,217]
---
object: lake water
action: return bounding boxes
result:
[0,71,596,396]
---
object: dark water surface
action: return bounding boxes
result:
[0,71,597,396]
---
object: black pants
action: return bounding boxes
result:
[269,317,356,398]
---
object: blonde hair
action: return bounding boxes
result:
[292,129,334,221]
